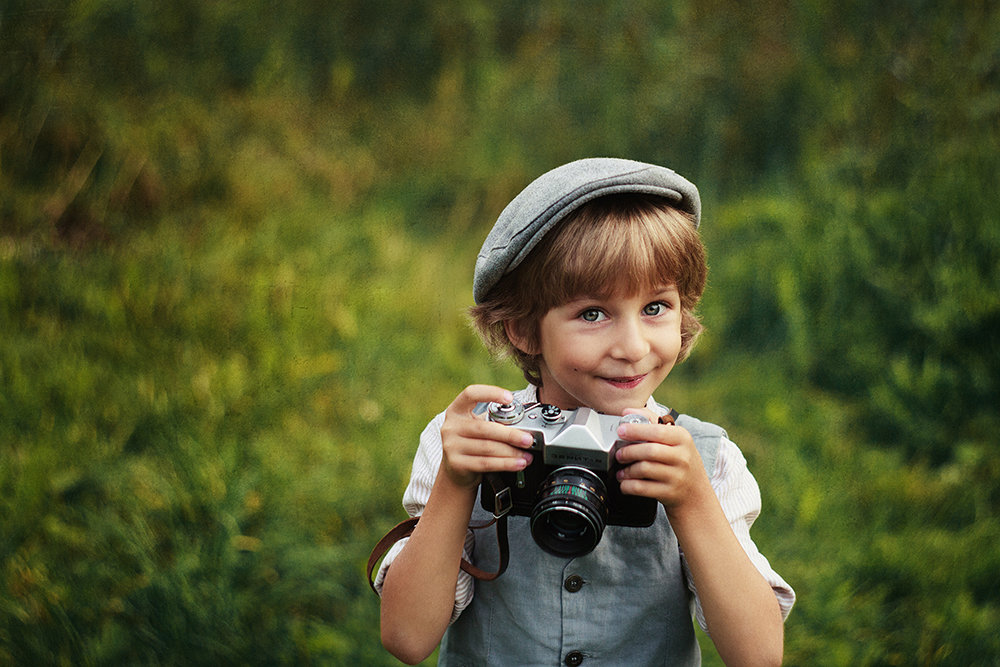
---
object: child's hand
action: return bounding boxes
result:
[613,408,712,512]
[438,385,535,490]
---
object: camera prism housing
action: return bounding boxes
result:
[477,399,658,557]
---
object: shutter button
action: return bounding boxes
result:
[564,650,585,666]
[564,575,584,593]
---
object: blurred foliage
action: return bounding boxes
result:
[2,0,998,664]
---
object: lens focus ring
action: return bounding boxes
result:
[529,466,608,558]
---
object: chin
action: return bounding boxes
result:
[591,394,651,416]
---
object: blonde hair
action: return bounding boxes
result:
[470,194,708,386]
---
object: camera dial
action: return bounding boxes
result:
[540,404,565,425]
[488,400,525,425]
[617,414,650,426]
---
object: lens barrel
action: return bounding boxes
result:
[530,467,608,557]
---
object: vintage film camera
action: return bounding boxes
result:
[477,399,658,557]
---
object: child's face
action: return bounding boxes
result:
[531,283,682,415]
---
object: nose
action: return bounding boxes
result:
[611,316,650,362]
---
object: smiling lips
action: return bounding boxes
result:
[602,374,648,389]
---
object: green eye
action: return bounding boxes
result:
[581,309,603,322]
[643,302,665,316]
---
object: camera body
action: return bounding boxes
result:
[477,400,658,557]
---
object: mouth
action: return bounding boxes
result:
[601,374,648,390]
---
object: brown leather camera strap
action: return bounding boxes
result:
[367,475,511,594]
[658,409,678,425]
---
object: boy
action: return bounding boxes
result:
[375,158,795,665]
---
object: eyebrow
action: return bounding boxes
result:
[562,284,678,306]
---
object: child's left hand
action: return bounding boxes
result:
[613,407,713,513]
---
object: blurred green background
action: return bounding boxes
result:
[2,2,998,665]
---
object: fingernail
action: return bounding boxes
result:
[520,453,533,467]
[521,433,534,446]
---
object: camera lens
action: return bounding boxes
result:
[530,467,608,557]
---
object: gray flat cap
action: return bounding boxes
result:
[473,157,700,303]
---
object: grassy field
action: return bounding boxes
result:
[3,3,999,664]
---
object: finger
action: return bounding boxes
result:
[615,441,682,466]
[616,420,687,446]
[621,406,659,424]
[446,432,535,470]
[456,417,535,449]
[617,477,674,499]
[443,386,533,447]
[449,450,534,474]
[450,431,535,459]
[617,458,680,481]
[451,384,516,415]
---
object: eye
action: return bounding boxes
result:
[643,301,668,316]
[579,308,606,322]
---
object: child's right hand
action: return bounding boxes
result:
[438,385,535,489]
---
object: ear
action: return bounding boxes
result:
[503,319,538,355]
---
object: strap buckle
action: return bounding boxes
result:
[492,486,512,519]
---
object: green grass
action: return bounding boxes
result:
[5,190,997,663]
